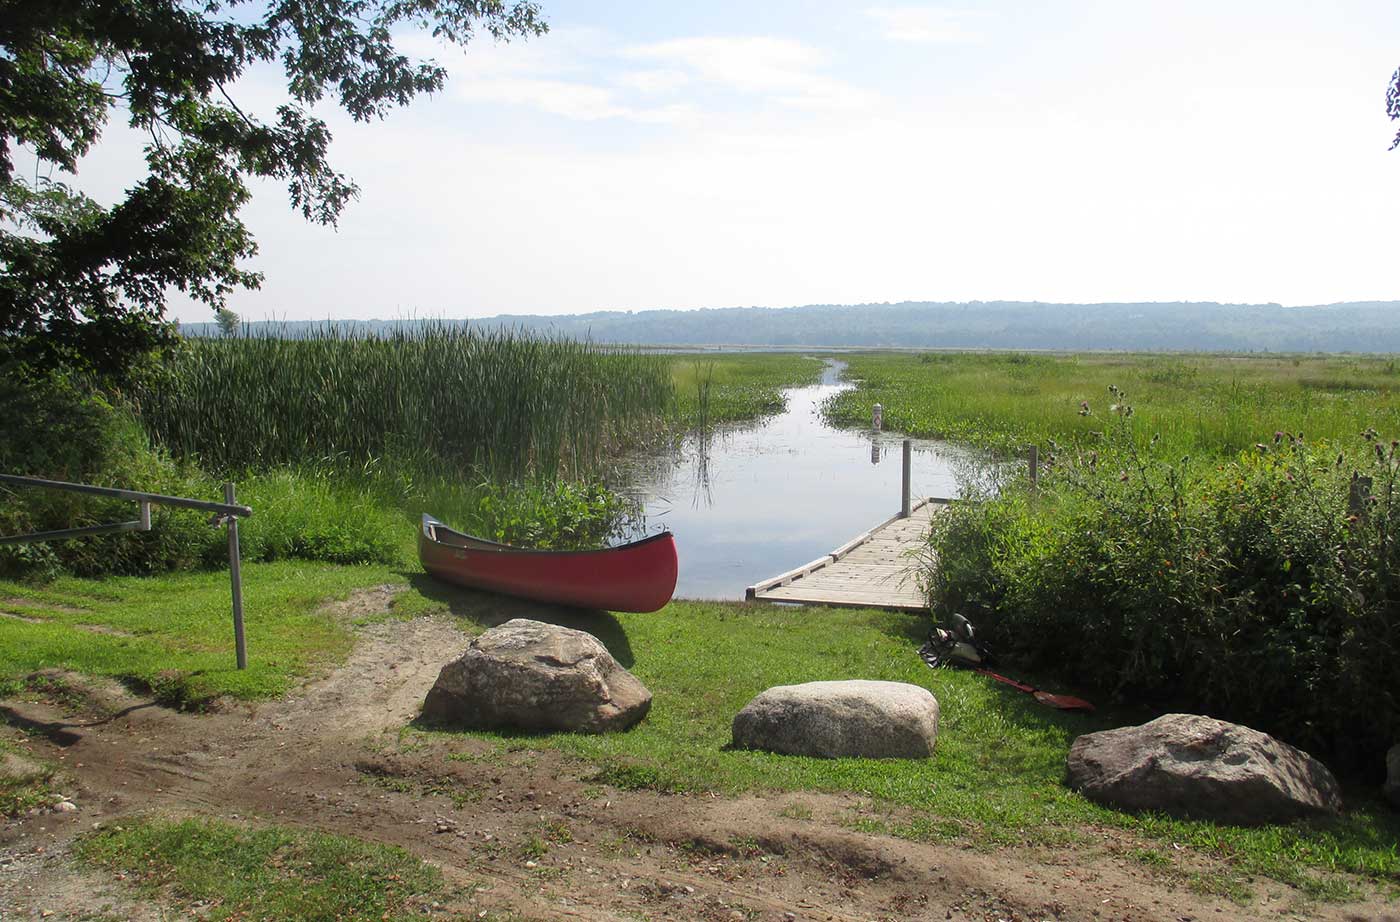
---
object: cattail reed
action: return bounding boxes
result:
[136,324,673,480]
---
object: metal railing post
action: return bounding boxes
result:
[901,439,912,518]
[224,482,247,670]
[0,473,253,670]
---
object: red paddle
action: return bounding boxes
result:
[973,667,1095,712]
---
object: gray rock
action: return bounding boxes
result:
[732,680,940,759]
[1386,744,1400,809]
[1067,713,1342,825]
[421,619,650,733]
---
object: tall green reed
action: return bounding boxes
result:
[136,324,673,481]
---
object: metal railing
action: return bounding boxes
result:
[0,474,255,669]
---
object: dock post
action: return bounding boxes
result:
[901,439,912,517]
[1028,445,1039,492]
[224,482,247,670]
[872,403,883,431]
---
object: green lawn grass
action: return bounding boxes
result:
[416,596,1400,901]
[5,550,1397,900]
[76,817,444,922]
[0,562,427,706]
[825,352,1400,457]
[0,735,58,816]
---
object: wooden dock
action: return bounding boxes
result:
[745,498,949,611]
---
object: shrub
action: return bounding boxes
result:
[927,395,1400,773]
[0,367,220,578]
[0,372,411,576]
[230,469,401,566]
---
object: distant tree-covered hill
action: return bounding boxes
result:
[181,300,1400,352]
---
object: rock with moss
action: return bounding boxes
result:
[421,619,650,733]
[1067,714,1342,825]
[731,680,940,759]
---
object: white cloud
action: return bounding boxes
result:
[433,27,708,123]
[866,7,995,44]
[626,36,875,111]
[456,77,698,124]
[612,68,691,96]
[447,31,874,122]
[458,78,629,121]
[397,25,613,79]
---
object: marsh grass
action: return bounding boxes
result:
[825,352,1400,456]
[669,353,824,428]
[138,324,674,480]
[4,345,825,579]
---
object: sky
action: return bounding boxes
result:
[76,0,1400,322]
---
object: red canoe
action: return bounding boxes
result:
[418,514,678,613]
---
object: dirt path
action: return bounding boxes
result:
[1,589,1394,922]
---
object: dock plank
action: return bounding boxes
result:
[745,499,946,611]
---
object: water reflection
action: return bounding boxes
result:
[691,430,713,508]
[617,360,989,600]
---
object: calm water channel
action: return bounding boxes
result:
[618,360,985,600]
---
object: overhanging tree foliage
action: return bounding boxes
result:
[0,0,545,381]
[1389,66,1400,151]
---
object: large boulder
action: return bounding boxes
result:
[1386,744,1400,809]
[732,680,940,759]
[1067,713,1342,825]
[422,619,650,733]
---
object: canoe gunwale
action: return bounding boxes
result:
[420,513,672,556]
